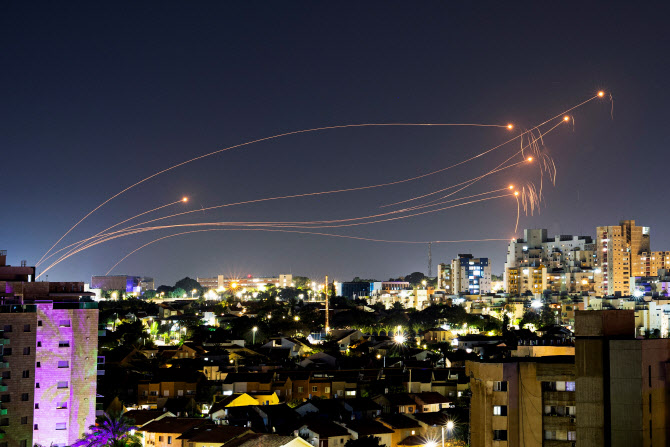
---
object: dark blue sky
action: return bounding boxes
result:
[2,2,669,286]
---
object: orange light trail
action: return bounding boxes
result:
[38,193,512,277]
[36,121,511,266]
[36,199,188,267]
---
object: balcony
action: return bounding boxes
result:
[0,362,7,369]
[543,415,576,429]
[0,339,8,346]
[97,370,105,376]
[542,391,574,403]
[0,385,7,392]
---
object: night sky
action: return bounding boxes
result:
[2,2,669,286]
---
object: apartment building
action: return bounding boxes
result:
[596,220,650,296]
[504,229,598,295]
[0,301,99,447]
[467,355,576,447]
[451,254,492,295]
[575,309,670,447]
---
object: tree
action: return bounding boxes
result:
[403,272,427,286]
[174,277,203,295]
[73,412,141,447]
[345,436,382,447]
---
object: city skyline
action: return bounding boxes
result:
[3,3,669,285]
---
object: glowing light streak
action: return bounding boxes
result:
[36,198,187,267]
[37,121,509,265]
[37,194,512,277]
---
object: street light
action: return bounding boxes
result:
[252,326,258,345]
[442,421,455,447]
[191,289,197,298]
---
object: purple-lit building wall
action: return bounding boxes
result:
[33,302,98,447]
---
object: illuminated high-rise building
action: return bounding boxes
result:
[596,220,650,296]
[450,254,491,295]
[504,229,597,295]
[0,252,99,447]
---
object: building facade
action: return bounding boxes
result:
[451,254,491,295]
[596,220,650,296]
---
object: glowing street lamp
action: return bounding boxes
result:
[252,326,258,345]
[191,289,197,298]
[442,420,455,447]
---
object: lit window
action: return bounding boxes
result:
[55,422,66,430]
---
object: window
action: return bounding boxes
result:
[158,437,163,442]
[566,381,576,391]
[163,390,169,397]
[34,424,38,430]
[167,436,172,445]
[58,361,69,368]
[493,405,508,416]
[57,402,67,409]
[493,430,507,441]
[20,441,27,447]
[36,383,40,389]
[407,406,414,413]
[0,395,9,403]
[345,390,356,396]
[568,431,576,441]
[1,372,9,380]
[21,393,29,401]
[312,386,318,392]
[57,381,68,389]
[649,365,652,387]
[37,342,41,347]
[297,387,304,393]
[324,387,331,394]
[36,362,40,368]
[423,406,430,412]
[23,347,30,355]
[23,325,30,332]
[178,390,184,397]
[3,348,11,356]
[34,403,39,409]
[59,320,71,327]
[0,418,7,426]
[2,325,11,333]
[59,341,70,348]
[493,381,508,392]
[21,416,27,424]
[22,370,29,378]
[56,422,66,430]
[150,391,158,396]
[37,320,42,327]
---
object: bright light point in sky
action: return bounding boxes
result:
[514,191,519,196]
[507,124,514,130]
[182,197,188,202]
[508,185,514,190]
[527,157,533,162]
[598,90,605,97]
[394,334,406,344]
[446,421,455,430]
[563,116,570,121]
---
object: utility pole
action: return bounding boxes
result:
[325,275,329,333]
[428,242,432,277]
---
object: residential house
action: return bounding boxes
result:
[340,420,394,447]
[177,425,253,447]
[298,421,352,447]
[378,414,423,447]
[372,394,417,415]
[410,392,452,413]
[137,369,202,408]
[140,418,212,447]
